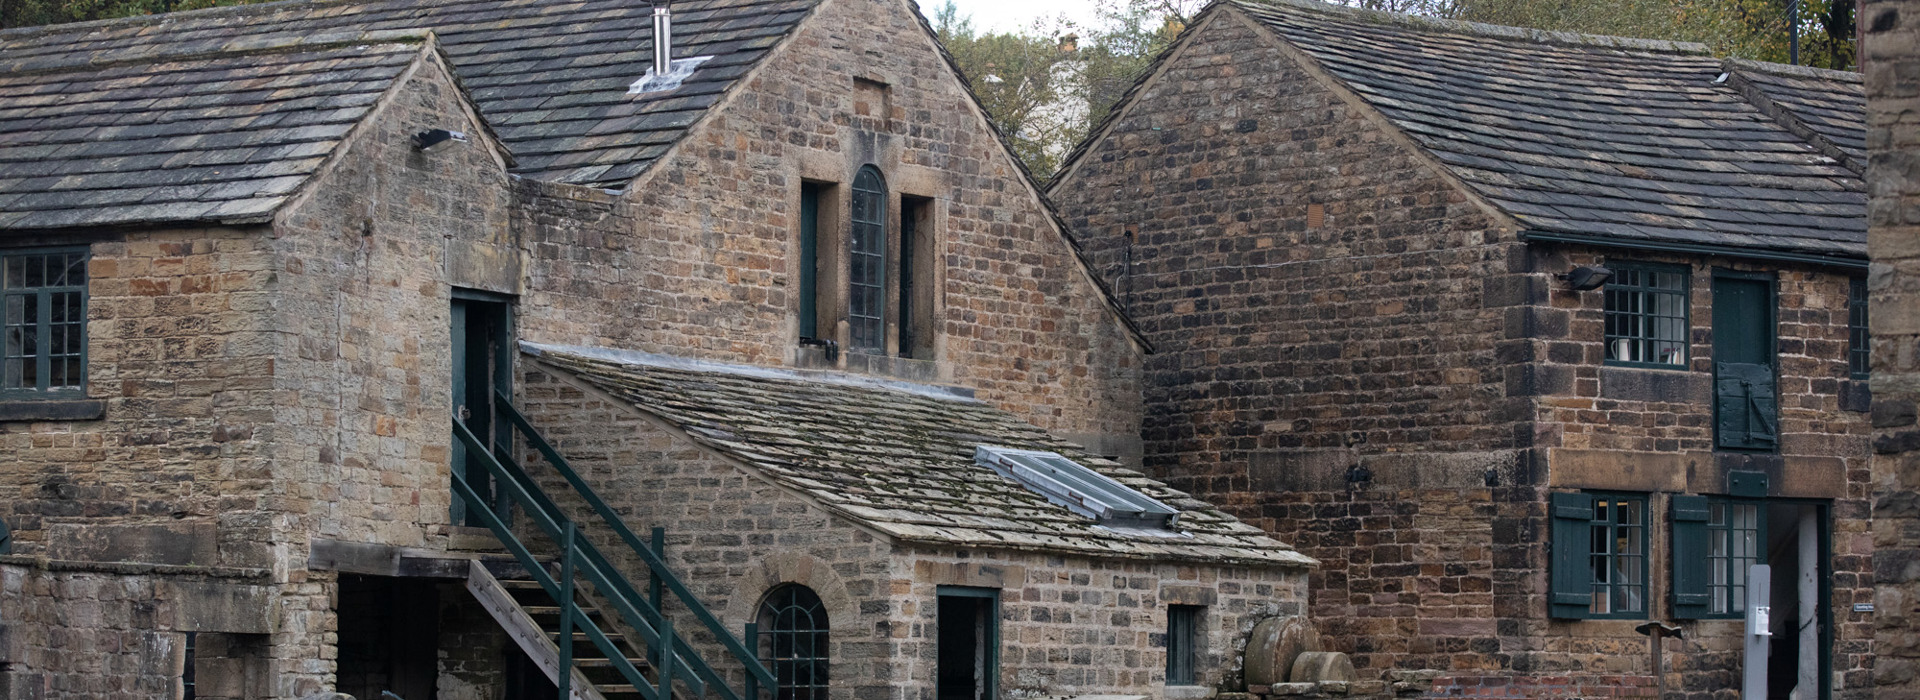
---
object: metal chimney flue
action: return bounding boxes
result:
[652,5,673,78]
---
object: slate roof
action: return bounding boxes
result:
[1059,0,1867,260]
[0,36,424,230]
[1728,59,1866,173]
[526,344,1316,568]
[0,0,817,221]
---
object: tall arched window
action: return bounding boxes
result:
[848,166,887,353]
[757,584,829,700]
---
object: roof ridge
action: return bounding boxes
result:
[521,342,983,403]
[1725,56,1863,83]
[1,27,429,76]
[0,0,360,41]
[1227,0,1712,56]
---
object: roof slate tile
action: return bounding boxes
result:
[1194,0,1868,259]
[528,345,1315,568]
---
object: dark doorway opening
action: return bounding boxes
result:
[452,292,514,526]
[936,588,998,700]
[503,646,559,700]
[337,575,440,700]
[1765,502,1829,700]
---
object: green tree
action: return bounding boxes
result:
[1440,0,1855,69]
[934,1,1083,177]
[1,0,267,30]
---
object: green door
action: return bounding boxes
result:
[451,294,514,526]
[1713,275,1776,451]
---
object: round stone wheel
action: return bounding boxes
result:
[1243,616,1321,686]
[1289,651,1357,684]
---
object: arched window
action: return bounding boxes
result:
[848,166,887,353]
[757,584,829,700]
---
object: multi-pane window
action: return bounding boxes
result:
[758,584,829,700]
[1708,500,1761,616]
[1604,264,1689,367]
[1550,492,1647,619]
[1586,496,1646,616]
[848,166,887,353]
[1851,277,1870,379]
[3,249,87,396]
[1165,605,1201,685]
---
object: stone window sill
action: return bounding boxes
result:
[0,399,105,422]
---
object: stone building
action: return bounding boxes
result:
[1863,0,1920,697]
[1049,0,1874,697]
[0,0,1320,698]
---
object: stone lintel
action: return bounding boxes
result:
[913,559,1026,589]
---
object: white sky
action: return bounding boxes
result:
[931,0,1105,32]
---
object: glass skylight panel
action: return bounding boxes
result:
[974,446,1179,531]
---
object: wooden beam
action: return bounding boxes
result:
[465,560,606,700]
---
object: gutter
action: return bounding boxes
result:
[1519,231,1866,272]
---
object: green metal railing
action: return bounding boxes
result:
[450,422,665,698]
[462,392,776,699]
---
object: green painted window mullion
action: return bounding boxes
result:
[34,290,49,394]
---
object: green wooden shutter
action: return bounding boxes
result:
[1715,362,1778,450]
[1670,495,1711,619]
[1549,492,1594,619]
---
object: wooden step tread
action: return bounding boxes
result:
[525,605,608,617]
[572,657,651,669]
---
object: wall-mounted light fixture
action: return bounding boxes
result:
[412,129,468,153]
[1559,265,1613,291]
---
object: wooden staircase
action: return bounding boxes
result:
[451,392,774,700]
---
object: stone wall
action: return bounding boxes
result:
[1045,8,1524,682]
[511,0,1143,453]
[1864,0,1920,696]
[0,559,273,700]
[1049,6,1876,698]
[272,43,518,552]
[896,548,1308,698]
[515,362,1311,700]
[0,225,278,570]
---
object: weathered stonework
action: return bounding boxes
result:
[1049,5,1873,698]
[1864,0,1920,696]
[515,364,1310,700]
[0,0,1165,696]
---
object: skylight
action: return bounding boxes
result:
[974,446,1179,531]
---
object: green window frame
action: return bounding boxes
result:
[3,247,88,398]
[1850,277,1869,379]
[798,183,823,340]
[1604,263,1689,368]
[848,166,887,353]
[1550,491,1648,619]
[1671,495,1763,619]
[757,584,829,700]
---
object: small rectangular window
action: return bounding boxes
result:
[1550,492,1647,619]
[3,248,88,396]
[899,196,933,359]
[1586,495,1647,616]
[798,184,824,340]
[1166,605,1201,686]
[1604,264,1689,368]
[1850,277,1869,379]
[1708,499,1762,616]
[182,631,196,700]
